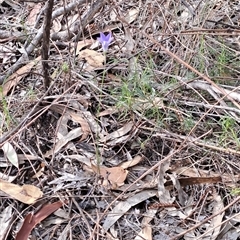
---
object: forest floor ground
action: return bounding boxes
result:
[0,0,240,239]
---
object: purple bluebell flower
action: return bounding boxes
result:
[97,32,113,52]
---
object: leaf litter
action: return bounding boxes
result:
[0,0,240,239]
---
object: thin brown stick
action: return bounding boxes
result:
[42,0,54,89]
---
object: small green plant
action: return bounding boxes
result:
[206,39,234,80]
[182,115,195,132]
[117,58,156,109]
[61,62,70,73]
[219,116,240,148]
[230,188,240,196]
[117,81,135,109]
[217,44,227,75]
[143,106,164,126]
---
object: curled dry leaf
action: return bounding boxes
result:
[15,201,65,240]
[2,141,19,168]
[125,8,139,24]
[0,179,43,204]
[103,190,157,231]
[49,105,91,141]
[67,111,91,141]
[52,18,62,33]
[97,106,118,117]
[119,155,143,169]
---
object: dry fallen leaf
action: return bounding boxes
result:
[97,106,118,117]
[125,8,139,24]
[78,49,105,68]
[81,110,102,135]
[124,27,135,52]
[110,8,139,24]
[67,111,90,141]
[158,158,174,204]
[165,176,222,188]
[15,201,65,240]
[0,44,16,64]
[119,155,143,169]
[52,18,62,33]
[32,163,45,179]
[91,164,128,187]
[197,193,224,240]
[49,105,91,141]
[0,179,43,204]
[135,225,152,240]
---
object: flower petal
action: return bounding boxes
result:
[105,33,111,41]
[98,32,113,52]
